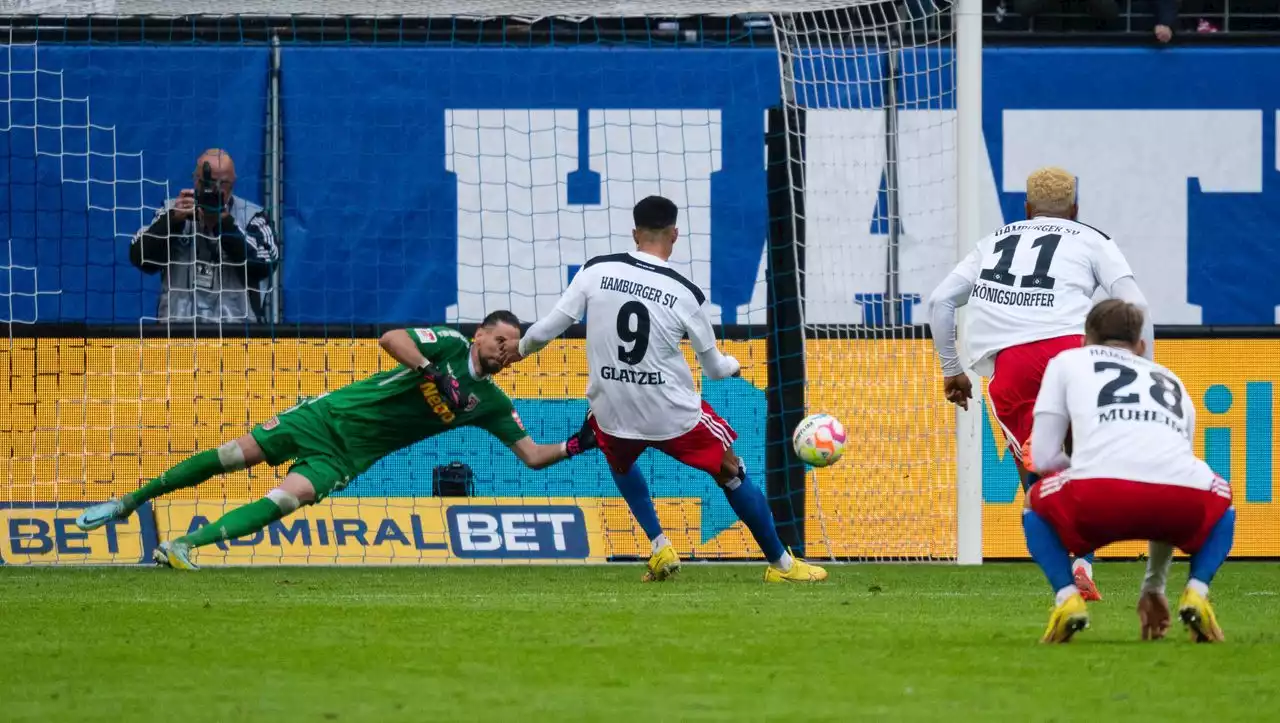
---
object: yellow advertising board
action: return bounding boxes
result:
[801,339,957,559]
[980,339,1280,558]
[149,497,760,566]
[1,336,762,502]
[153,497,611,565]
[801,338,1280,559]
[3,335,1278,562]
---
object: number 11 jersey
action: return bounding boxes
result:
[958,218,1134,376]
[553,250,714,441]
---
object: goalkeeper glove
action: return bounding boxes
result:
[564,412,598,457]
[417,362,463,411]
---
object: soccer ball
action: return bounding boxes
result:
[792,413,847,467]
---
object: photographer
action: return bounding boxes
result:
[130,149,279,323]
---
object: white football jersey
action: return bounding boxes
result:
[1035,346,1217,490]
[553,250,714,441]
[956,218,1134,376]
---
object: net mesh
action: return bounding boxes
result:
[2,2,961,565]
[775,5,958,559]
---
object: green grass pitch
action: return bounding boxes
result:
[3,562,1279,722]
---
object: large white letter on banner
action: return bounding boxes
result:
[444,109,722,323]
[1003,110,1263,324]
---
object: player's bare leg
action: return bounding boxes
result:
[77,433,268,532]
[155,455,317,571]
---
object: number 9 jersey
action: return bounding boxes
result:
[1035,345,1217,491]
[959,219,1134,376]
[551,250,730,441]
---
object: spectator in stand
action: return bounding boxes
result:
[1155,0,1178,41]
[1154,1,1221,44]
[130,149,278,323]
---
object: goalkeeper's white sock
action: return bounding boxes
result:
[1055,584,1081,606]
[1072,558,1093,578]
[651,533,672,555]
[771,551,794,573]
[1187,578,1210,598]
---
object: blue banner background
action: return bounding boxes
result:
[6,45,1280,324]
[1,45,267,322]
[278,47,778,324]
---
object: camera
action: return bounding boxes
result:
[194,161,225,228]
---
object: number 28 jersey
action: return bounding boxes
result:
[958,218,1134,376]
[1035,346,1216,491]
[553,250,715,441]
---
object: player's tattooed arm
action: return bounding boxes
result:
[507,413,598,470]
[379,329,462,409]
[509,437,570,470]
[379,329,431,369]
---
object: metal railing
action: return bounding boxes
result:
[983,0,1280,36]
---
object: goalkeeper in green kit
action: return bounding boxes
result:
[75,311,598,570]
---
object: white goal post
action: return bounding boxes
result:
[954,0,984,565]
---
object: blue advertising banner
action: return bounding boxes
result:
[277,47,778,325]
[1,45,268,322]
[5,45,1280,325]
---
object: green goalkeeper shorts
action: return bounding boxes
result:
[250,398,365,502]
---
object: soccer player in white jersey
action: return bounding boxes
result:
[1020,300,1234,643]
[927,166,1154,601]
[518,196,826,583]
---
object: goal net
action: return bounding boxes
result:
[1,1,965,566]
[776,6,961,559]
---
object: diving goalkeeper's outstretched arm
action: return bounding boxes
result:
[508,415,597,470]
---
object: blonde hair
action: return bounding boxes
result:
[1025,166,1075,215]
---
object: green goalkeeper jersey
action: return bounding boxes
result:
[317,326,528,462]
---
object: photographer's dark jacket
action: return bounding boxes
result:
[129,195,278,323]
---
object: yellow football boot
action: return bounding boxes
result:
[642,544,681,582]
[1040,592,1089,643]
[1179,587,1225,643]
[763,555,828,583]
